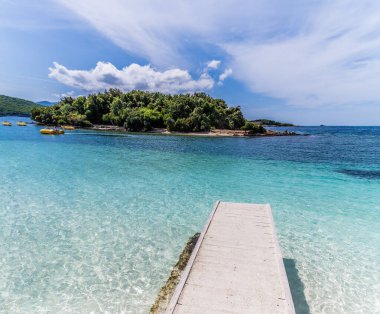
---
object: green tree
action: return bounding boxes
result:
[31,89,265,133]
[241,121,265,134]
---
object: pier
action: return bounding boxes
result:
[165,201,295,314]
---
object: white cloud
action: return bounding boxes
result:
[48,62,214,93]
[56,0,380,107]
[56,0,293,66]
[225,1,380,107]
[218,68,232,84]
[207,60,221,70]
[53,90,76,99]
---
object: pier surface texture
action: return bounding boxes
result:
[165,201,295,314]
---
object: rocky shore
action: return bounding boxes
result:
[35,122,299,137]
[84,125,299,137]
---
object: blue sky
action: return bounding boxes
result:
[1,0,380,125]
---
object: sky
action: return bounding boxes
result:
[1,0,380,125]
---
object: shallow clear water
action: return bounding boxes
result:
[1,117,380,313]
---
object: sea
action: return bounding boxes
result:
[1,116,379,313]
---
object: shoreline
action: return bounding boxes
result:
[48,124,300,138]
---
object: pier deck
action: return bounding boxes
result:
[165,201,295,314]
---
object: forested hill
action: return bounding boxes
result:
[251,119,294,127]
[0,95,40,116]
[31,89,265,134]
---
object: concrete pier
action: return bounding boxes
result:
[165,201,295,314]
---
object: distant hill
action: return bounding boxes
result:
[251,119,294,127]
[37,100,57,106]
[0,95,40,116]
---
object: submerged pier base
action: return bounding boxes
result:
[150,233,200,313]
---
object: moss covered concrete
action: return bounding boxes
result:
[149,233,200,314]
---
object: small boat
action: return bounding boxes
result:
[17,121,27,126]
[2,121,12,126]
[61,125,75,130]
[40,128,65,135]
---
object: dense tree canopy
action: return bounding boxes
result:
[31,89,265,134]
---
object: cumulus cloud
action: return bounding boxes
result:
[48,61,214,93]
[207,60,221,70]
[53,90,76,99]
[56,0,380,107]
[218,68,232,84]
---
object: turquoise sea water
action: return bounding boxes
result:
[1,116,380,313]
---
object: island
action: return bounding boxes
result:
[31,90,297,137]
